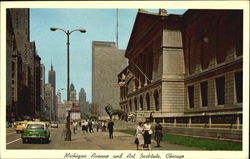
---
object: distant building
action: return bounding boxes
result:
[40,64,45,113]
[44,83,54,121]
[57,89,66,122]
[92,41,127,117]
[118,9,242,141]
[48,64,56,120]
[70,104,81,121]
[69,83,78,104]
[79,88,88,117]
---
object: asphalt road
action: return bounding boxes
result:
[6,124,202,150]
[6,124,65,149]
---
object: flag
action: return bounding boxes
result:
[116,81,126,87]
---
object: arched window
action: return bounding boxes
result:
[134,97,138,111]
[154,90,159,111]
[140,95,143,110]
[146,93,150,110]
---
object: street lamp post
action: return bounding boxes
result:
[50,27,86,141]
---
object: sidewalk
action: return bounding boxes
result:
[58,129,202,150]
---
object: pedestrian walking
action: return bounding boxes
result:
[107,120,114,139]
[92,120,95,132]
[82,120,88,133]
[154,121,163,147]
[102,120,107,132]
[73,121,77,134]
[79,120,82,128]
[135,122,144,150]
[81,120,85,133]
[143,119,152,150]
[88,120,93,133]
[96,121,102,132]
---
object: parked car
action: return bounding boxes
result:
[21,122,50,143]
[50,121,58,128]
[15,121,28,133]
[6,121,12,128]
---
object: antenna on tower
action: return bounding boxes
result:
[51,58,53,71]
[116,8,119,49]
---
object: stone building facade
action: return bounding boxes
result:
[44,83,54,121]
[40,64,45,113]
[48,64,56,120]
[118,9,243,141]
[92,41,127,117]
[6,8,43,121]
[79,88,88,117]
[69,83,78,104]
[119,9,185,120]
[56,89,66,122]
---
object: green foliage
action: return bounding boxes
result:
[83,112,92,119]
[104,104,113,119]
[120,130,136,136]
[164,134,242,150]
[83,112,98,120]
[89,103,100,116]
[120,131,242,150]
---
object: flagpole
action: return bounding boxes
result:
[130,60,151,81]
[116,8,119,48]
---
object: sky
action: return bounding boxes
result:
[30,9,187,102]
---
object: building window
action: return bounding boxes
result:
[235,71,242,103]
[200,81,208,107]
[146,93,150,110]
[188,85,194,108]
[129,100,132,111]
[134,98,137,111]
[140,95,143,110]
[216,76,225,105]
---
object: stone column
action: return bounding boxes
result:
[208,115,212,128]
[188,117,192,128]
[236,114,240,129]
[174,117,176,127]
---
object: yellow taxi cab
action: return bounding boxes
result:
[15,121,28,133]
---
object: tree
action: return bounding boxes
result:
[83,112,98,120]
[89,103,100,116]
[104,104,113,119]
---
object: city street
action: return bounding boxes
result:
[6,123,201,150]
[6,124,64,149]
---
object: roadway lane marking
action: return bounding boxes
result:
[6,132,16,135]
[6,138,21,145]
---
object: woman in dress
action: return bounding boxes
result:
[143,119,152,150]
[154,121,163,147]
[136,122,144,150]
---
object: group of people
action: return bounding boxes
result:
[135,119,163,150]
[71,119,115,139]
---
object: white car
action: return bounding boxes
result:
[50,122,58,128]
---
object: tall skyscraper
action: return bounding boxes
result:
[56,89,66,121]
[40,64,45,113]
[69,83,77,104]
[48,64,56,120]
[44,83,54,121]
[79,88,87,117]
[92,41,127,118]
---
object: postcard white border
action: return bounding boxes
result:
[0,1,249,159]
